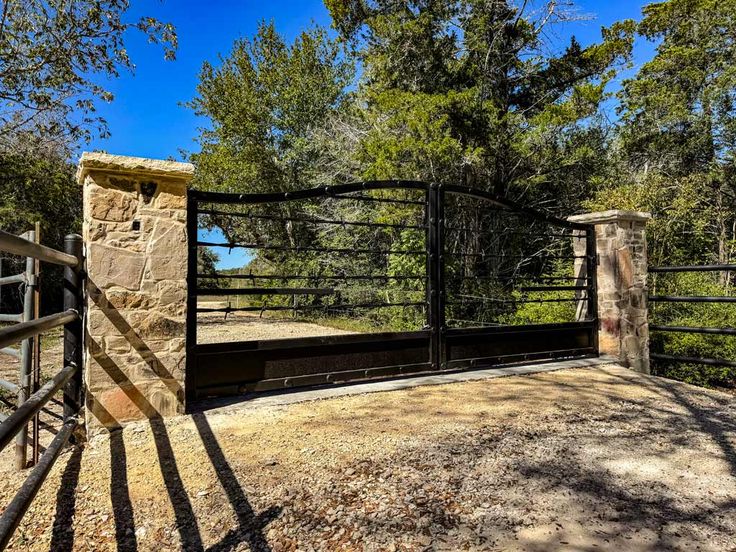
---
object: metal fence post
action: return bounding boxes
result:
[16,231,35,470]
[426,185,440,370]
[63,234,83,422]
[584,227,599,358]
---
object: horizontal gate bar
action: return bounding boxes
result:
[198,273,426,281]
[0,313,22,323]
[197,241,426,256]
[197,301,427,314]
[0,230,79,267]
[456,275,589,282]
[0,347,20,358]
[449,297,584,305]
[650,265,736,273]
[190,180,430,204]
[519,285,588,292]
[648,296,736,303]
[444,227,575,239]
[0,273,25,286]
[445,320,596,337]
[219,362,436,394]
[443,347,596,370]
[0,362,77,453]
[341,194,424,205]
[446,252,585,259]
[0,379,18,393]
[650,325,736,336]
[0,309,78,350]
[0,418,77,550]
[197,209,426,230]
[197,287,335,296]
[195,329,431,353]
[651,353,736,368]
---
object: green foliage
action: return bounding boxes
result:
[591,0,736,388]
[0,145,79,314]
[188,21,355,193]
[197,248,227,290]
[189,1,736,389]
[0,0,177,146]
[326,0,633,206]
[650,272,736,387]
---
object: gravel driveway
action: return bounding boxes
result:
[196,309,355,344]
[0,364,735,551]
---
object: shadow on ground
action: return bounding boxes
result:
[13,366,736,551]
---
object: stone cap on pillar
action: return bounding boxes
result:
[567,210,651,225]
[76,152,194,184]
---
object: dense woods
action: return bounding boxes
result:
[1,0,735,388]
[188,0,736,389]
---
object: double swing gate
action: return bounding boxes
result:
[187,182,599,400]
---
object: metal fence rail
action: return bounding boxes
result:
[0,232,83,549]
[649,264,736,370]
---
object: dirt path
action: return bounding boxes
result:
[197,305,357,344]
[0,331,65,471]
[1,365,735,551]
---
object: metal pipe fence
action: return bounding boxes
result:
[0,232,84,549]
[649,264,736,370]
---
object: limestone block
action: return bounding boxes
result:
[106,336,132,354]
[88,184,138,222]
[158,281,187,307]
[147,219,187,281]
[155,181,187,210]
[135,310,185,339]
[89,243,145,290]
[569,210,651,373]
[105,288,157,310]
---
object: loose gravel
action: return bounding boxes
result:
[196,308,356,344]
[1,365,735,551]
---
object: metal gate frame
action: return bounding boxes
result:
[186,182,598,401]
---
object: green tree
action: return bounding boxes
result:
[0,0,177,149]
[325,0,634,210]
[188,21,354,194]
[590,0,736,387]
[0,140,78,313]
[197,247,228,290]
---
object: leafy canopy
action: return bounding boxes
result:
[0,0,177,149]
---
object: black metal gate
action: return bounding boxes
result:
[186,182,597,400]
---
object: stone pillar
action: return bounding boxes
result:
[568,210,652,373]
[76,153,193,430]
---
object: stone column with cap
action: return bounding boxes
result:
[76,153,193,430]
[568,210,652,373]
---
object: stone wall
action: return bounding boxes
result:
[77,153,193,430]
[569,210,651,373]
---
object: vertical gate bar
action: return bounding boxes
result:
[31,224,41,465]
[16,231,35,470]
[185,195,198,403]
[436,185,447,369]
[585,226,599,353]
[426,185,439,369]
[62,234,84,423]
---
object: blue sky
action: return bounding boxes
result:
[83,0,655,269]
